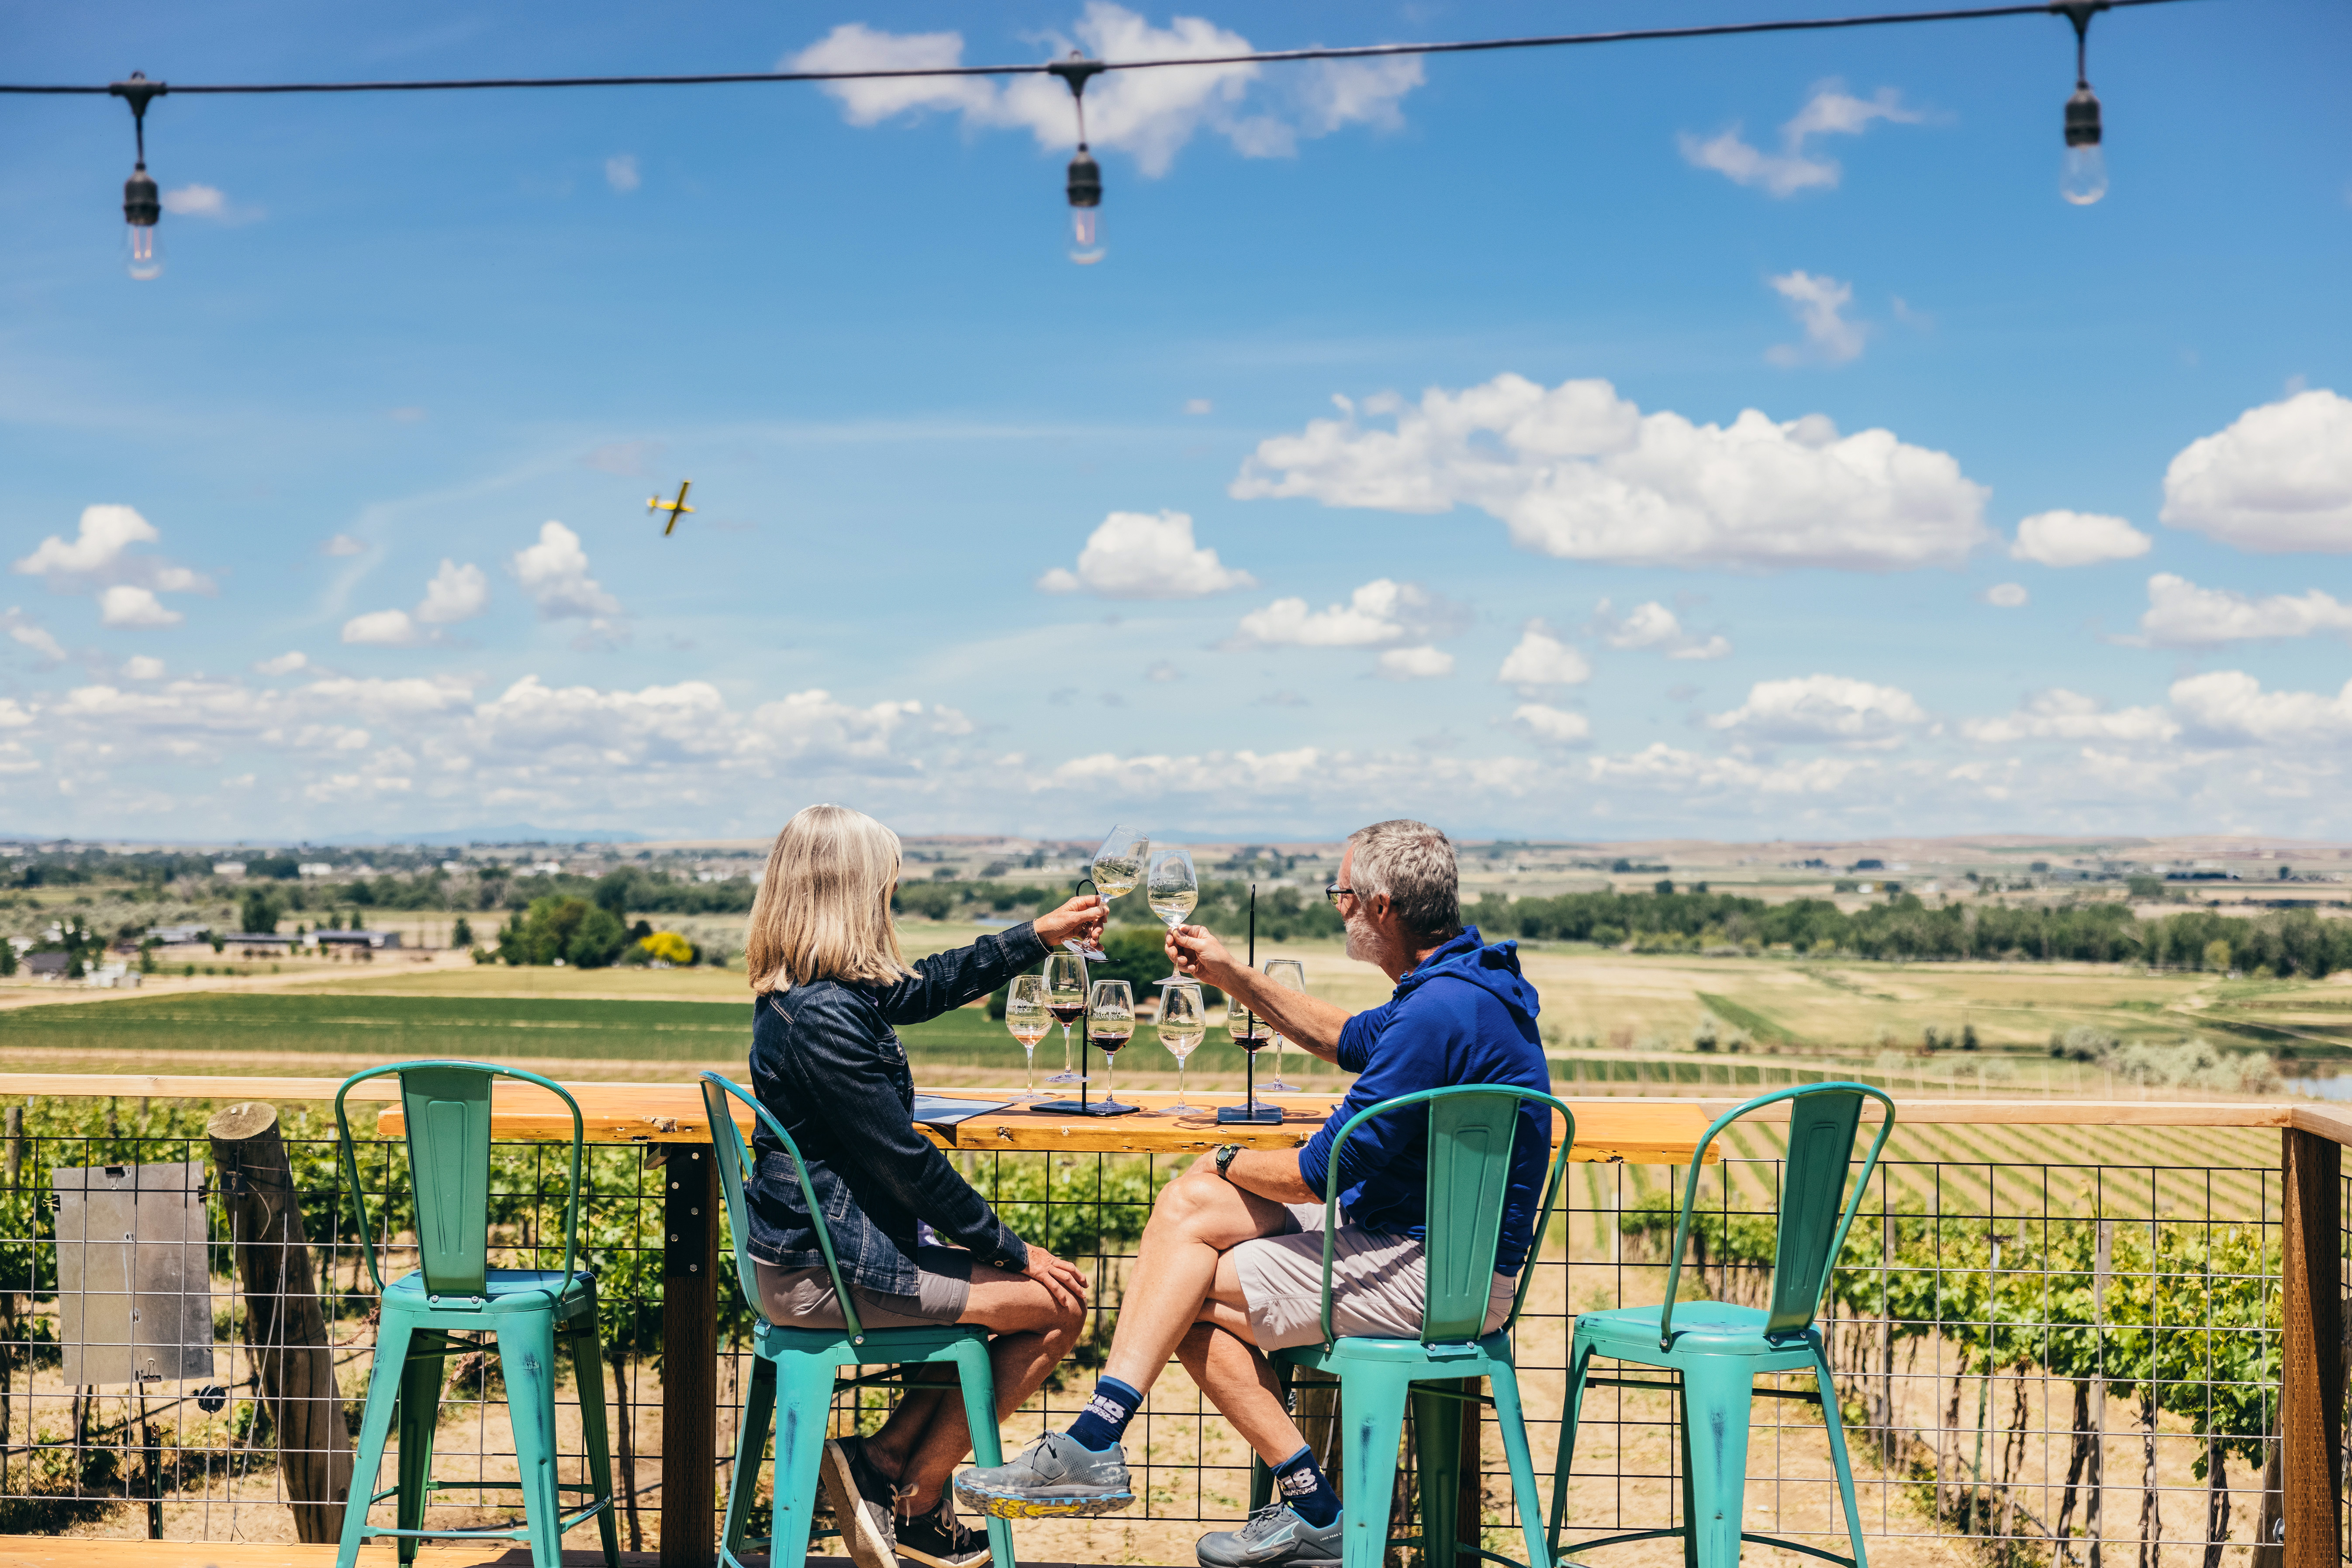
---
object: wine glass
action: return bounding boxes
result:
[1045,951,1088,1086]
[1067,824,1149,959]
[1227,994,1271,1119]
[1146,847,1198,984]
[1088,979,1135,1109]
[1157,981,1206,1113]
[1262,958,1306,1092]
[1005,973,1050,1100]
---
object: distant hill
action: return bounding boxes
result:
[340,824,649,846]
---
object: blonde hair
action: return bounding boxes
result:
[746,804,913,994]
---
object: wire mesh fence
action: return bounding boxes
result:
[0,1093,2306,1566]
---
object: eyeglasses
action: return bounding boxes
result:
[1324,882,1356,906]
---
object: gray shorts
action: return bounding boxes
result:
[755,1246,974,1331]
[1232,1203,1516,1352]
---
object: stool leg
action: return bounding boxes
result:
[339,1317,414,1568]
[496,1313,566,1568]
[1415,1383,1464,1568]
[1811,1342,1870,1568]
[722,1355,778,1565]
[769,1348,838,1568]
[1336,1365,1409,1568]
[1676,1362,1756,1568]
[394,1328,450,1565]
[565,1291,622,1568]
[1489,1361,1551,1568]
[1548,1334,1594,1561]
[946,1337,1016,1568]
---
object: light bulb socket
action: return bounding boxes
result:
[124,162,161,227]
[1067,146,1102,209]
[2064,86,2102,147]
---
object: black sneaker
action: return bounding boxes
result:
[821,1436,898,1568]
[1195,1501,1344,1568]
[895,1497,993,1568]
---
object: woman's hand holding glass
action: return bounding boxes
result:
[1032,893,1108,951]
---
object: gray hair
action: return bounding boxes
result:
[1346,819,1461,941]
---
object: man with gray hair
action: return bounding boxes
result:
[956,820,1551,1568]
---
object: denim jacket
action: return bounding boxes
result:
[743,922,1046,1296]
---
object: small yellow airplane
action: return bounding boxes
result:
[647,479,694,535]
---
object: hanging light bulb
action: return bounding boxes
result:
[1048,54,1107,264]
[110,72,167,279]
[2053,2,2108,206]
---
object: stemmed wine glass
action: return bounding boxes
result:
[1088,979,1135,1109]
[1005,973,1050,1100]
[1044,951,1088,1086]
[1146,847,1198,985]
[1066,824,1149,959]
[1261,958,1306,1092]
[1157,982,1205,1113]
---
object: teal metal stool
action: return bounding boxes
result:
[332,1061,618,1568]
[1255,1084,1577,1568]
[700,1072,1016,1568]
[1548,1082,1896,1568]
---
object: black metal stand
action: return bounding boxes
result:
[1219,882,1282,1124]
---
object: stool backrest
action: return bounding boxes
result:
[1658,1081,1896,1348]
[699,1072,866,1342]
[333,1060,584,1302]
[1316,1084,1576,1347]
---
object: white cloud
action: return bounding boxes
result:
[255,651,308,675]
[1961,689,2178,744]
[120,656,166,681]
[1232,578,1460,649]
[1592,599,1732,660]
[416,560,490,624]
[342,609,421,646]
[161,184,262,223]
[1765,271,1866,365]
[1679,83,1924,197]
[1184,399,1213,416]
[1035,510,1254,598]
[2161,389,2352,552]
[4,610,66,663]
[2137,572,2352,647]
[791,6,1421,179]
[512,522,622,620]
[1984,582,2029,607]
[583,440,661,477]
[2171,670,2352,745]
[2010,509,2151,567]
[1706,673,1928,744]
[1510,703,1592,746]
[323,534,366,558]
[99,586,181,627]
[1375,645,1454,680]
[1232,374,1989,572]
[605,155,641,193]
[1498,621,1592,688]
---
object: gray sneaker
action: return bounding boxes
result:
[952,1431,1135,1518]
[819,1436,898,1568]
[1195,1502,1344,1568]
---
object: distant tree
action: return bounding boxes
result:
[451,915,474,948]
[240,889,279,934]
[567,907,630,968]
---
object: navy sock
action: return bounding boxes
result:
[1066,1375,1143,1451]
[1273,1444,1340,1528]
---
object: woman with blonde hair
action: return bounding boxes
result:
[741,804,1103,1568]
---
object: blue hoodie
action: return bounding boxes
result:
[1295,926,1552,1273]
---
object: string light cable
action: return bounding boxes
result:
[3,0,2192,276]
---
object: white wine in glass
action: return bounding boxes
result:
[1157,982,1206,1113]
[1067,824,1149,959]
[1262,957,1306,1092]
[1147,847,1198,984]
[1044,951,1088,1086]
[1005,973,1050,1100]
[1088,979,1136,1110]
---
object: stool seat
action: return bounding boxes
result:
[1573,1300,1820,1362]
[383,1268,597,1314]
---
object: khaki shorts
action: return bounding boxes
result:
[1232,1203,1516,1352]
[755,1246,973,1331]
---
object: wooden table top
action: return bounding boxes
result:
[375,1080,1719,1163]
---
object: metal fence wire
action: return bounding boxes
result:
[0,1096,2300,1565]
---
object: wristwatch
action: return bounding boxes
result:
[1214,1144,1242,1179]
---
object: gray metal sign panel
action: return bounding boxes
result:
[52,1160,216,1386]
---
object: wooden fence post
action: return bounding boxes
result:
[207,1101,353,1544]
[2281,1127,2342,1568]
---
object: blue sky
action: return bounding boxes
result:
[3,0,2349,844]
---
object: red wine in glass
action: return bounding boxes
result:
[1048,1003,1087,1025]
